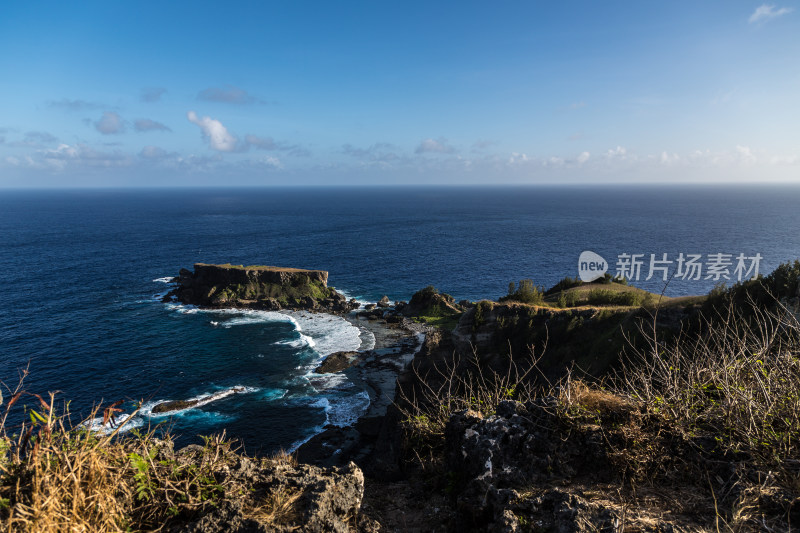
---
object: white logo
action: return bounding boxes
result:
[578,251,608,282]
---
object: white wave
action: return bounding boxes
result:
[83,386,259,435]
[306,390,370,427]
[83,413,143,435]
[289,311,361,357]
[161,300,360,359]
[413,332,426,354]
[275,333,316,349]
[164,303,199,314]
[288,424,326,452]
[153,276,175,283]
[328,390,370,427]
[334,288,373,308]
[260,388,288,401]
[307,372,349,389]
[146,386,260,417]
[358,328,376,351]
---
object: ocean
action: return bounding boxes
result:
[1,185,799,453]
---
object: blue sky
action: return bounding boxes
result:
[0,1,798,187]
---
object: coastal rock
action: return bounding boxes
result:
[151,387,245,414]
[400,286,462,319]
[377,296,390,308]
[315,351,361,374]
[444,400,617,531]
[181,461,365,533]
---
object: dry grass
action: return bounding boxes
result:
[605,297,800,529]
[0,378,247,532]
[619,298,800,470]
[246,487,302,528]
[558,378,634,419]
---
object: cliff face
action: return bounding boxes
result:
[166,263,358,313]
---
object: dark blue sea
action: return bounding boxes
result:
[1,186,799,453]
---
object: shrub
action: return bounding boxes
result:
[545,276,583,296]
[556,290,580,308]
[502,279,545,305]
[586,289,648,307]
[618,301,800,487]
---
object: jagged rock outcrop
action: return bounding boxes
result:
[180,456,365,533]
[399,285,462,318]
[151,387,245,414]
[443,400,644,532]
[165,263,359,314]
[315,351,361,374]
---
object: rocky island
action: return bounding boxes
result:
[164,262,360,314]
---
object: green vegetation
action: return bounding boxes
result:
[501,279,545,305]
[556,290,579,308]
[544,275,583,295]
[209,279,334,305]
[471,300,494,332]
[585,288,653,307]
[412,314,461,330]
[704,259,800,311]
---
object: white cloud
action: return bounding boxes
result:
[508,152,529,164]
[186,111,238,152]
[736,145,756,164]
[257,156,282,169]
[94,112,125,135]
[660,151,680,165]
[749,4,793,23]
[577,151,590,164]
[415,137,456,154]
[606,146,627,159]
